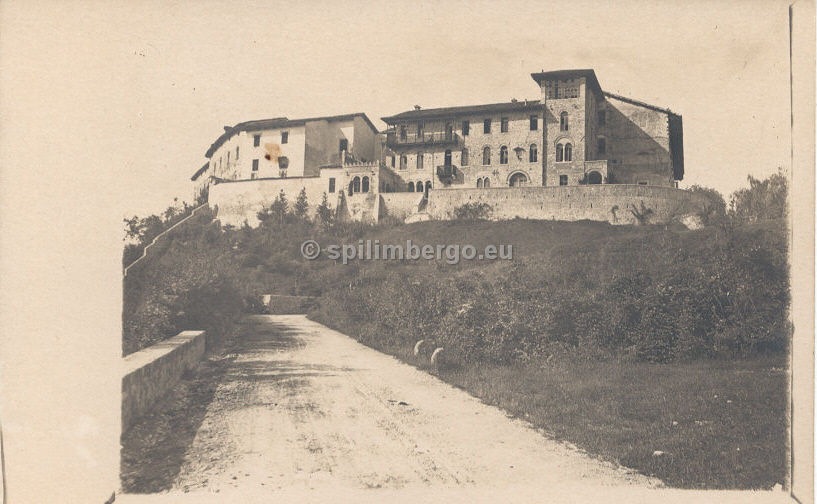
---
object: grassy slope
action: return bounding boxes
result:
[306,218,787,489]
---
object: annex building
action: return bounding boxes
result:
[194,69,701,227]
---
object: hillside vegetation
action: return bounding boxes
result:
[122,175,789,487]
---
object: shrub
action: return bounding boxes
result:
[453,202,493,220]
[687,185,727,226]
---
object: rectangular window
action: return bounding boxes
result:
[329,177,336,193]
[597,138,606,155]
[253,134,260,147]
[416,153,423,170]
[500,117,509,133]
[281,131,289,144]
[530,115,538,131]
[391,155,395,168]
[236,146,239,159]
[483,118,491,134]
[598,110,606,126]
[559,175,568,186]
[462,120,470,136]
[252,159,259,171]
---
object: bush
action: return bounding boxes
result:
[311,220,789,364]
[453,202,493,220]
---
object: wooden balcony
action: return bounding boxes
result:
[386,130,461,148]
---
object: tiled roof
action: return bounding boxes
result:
[530,69,603,98]
[191,162,209,181]
[381,100,542,123]
[204,113,378,158]
[603,92,675,115]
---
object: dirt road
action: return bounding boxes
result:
[162,314,658,495]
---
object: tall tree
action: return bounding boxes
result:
[294,188,309,220]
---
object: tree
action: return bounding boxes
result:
[687,185,727,226]
[728,168,788,222]
[294,188,309,220]
[258,189,290,227]
[316,192,333,228]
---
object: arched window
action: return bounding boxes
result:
[499,146,508,164]
[560,112,569,131]
[529,144,538,163]
[407,181,415,192]
[400,155,407,170]
[362,176,370,193]
[417,152,423,170]
[556,144,564,162]
[461,148,469,166]
[351,176,361,193]
[477,178,483,188]
[484,177,491,188]
[564,143,573,162]
[416,181,423,193]
[483,146,491,165]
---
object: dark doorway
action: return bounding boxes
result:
[587,171,603,184]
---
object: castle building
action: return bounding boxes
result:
[381,69,683,191]
[196,69,698,227]
[191,113,381,198]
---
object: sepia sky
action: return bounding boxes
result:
[1,0,794,217]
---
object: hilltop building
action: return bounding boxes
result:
[195,69,700,227]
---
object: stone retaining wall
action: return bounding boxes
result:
[379,193,424,220]
[121,330,206,433]
[426,185,705,225]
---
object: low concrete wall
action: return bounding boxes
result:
[427,185,706,225]
[121,330,206,433]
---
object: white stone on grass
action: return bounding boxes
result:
[431,347,444,365]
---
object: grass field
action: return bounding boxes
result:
[309,326,788,489]
[434,356,787,489]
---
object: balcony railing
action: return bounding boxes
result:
[436,164,464,186]
[386,130,461,148]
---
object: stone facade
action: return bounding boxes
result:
[382,101,544,191]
